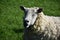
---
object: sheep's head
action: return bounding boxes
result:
[20,6,43,28]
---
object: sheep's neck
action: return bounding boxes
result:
[33,12,48,33]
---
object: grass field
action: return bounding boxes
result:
[0,0,60,40]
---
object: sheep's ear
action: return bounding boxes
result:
[20,6,25,11]
[37,8,43,13]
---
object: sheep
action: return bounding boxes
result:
[20,6,60,40]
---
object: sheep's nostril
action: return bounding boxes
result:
[25,20,29,23]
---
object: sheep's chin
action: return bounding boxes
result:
[26,25,29,28]
[26,24,33,28]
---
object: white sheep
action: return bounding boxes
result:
[20,6,60,40]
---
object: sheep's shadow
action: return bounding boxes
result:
[13,28,24,33]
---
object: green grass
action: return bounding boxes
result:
[0,0,60,40]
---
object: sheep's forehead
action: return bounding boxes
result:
[27,7,39,9]
[25,7,39,12]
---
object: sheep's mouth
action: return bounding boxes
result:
[24,23,33,28]
[24,21,28,27]
[23,21,33,28]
